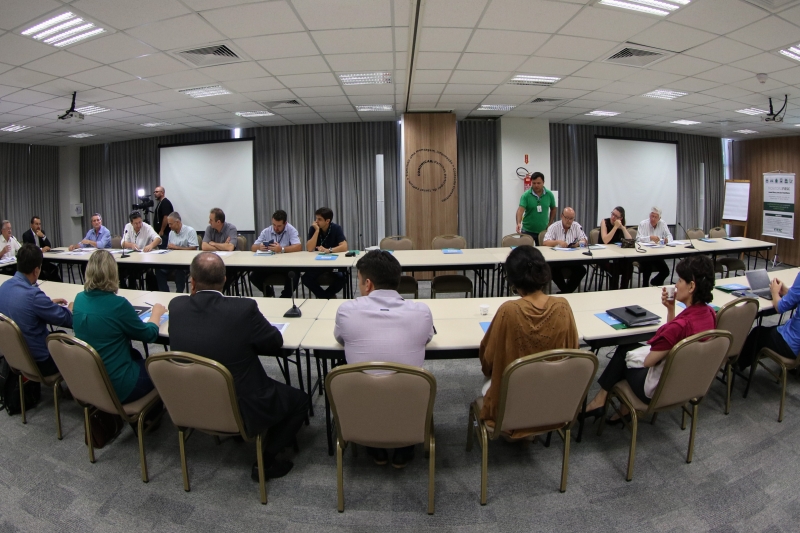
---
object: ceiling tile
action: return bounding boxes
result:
[200,1,304,39]
[342,83,394,95]
[554,77,612,90]
[66,66,136,87]
[663,77,720,92]
[730,53,798,74]
[669,0,766,35]
[126,14,225,51]
[731,77,788,93]
[3,89,57,105]
[629,22,716,53]
[72,0,191,30]
[465,30,548,55]
[480,0,582,33]
[198,61,270,81]
[490,84,546,96]
[650,55,720,76]
[131,89,185,104]
[599,81,658,96]
[456,53,527,71]
[224,77,284,92]
[419,27,473,53]
[301,96,350,106]
[292,0,391,30]
[0,34,56,66]
[146,70,216,89]
[443,83,497,95]
[414,52,461,70]
[437,95,482,104]
[235,33,320,61]
[694,65,753,84]
[572,62,639,81]
[0,0,61,32]
[558,6,656,41]
[448,70,509,84]
[517,56,587,76]
[683,37,762,65]
[327,53,394,71]
[409,94,440,104]
[95,95,149,109]
[113,54,189,78]
[313,28,394,54]
[29,78,93,97]
[770,65,800,85]
[0,68,55,89]
[536,87,591,99]
[68,33,157,64]
[535,35,619,62]
[412,70,452,83]
[481,94,529,105]
[292,86,344,97]
[727,17,800,51]
[258,56,330,76]
[701,85,753,99]
[412,83,445,94]
[422,0,488,28]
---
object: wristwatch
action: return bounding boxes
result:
[281,246,285,253]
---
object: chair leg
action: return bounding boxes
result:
[19,375,26,425]
[336,438,345,512]
[779,363,788,423]
[53,380,62,440]
[138,412,149,483]
[560,428,570,493]
[179,429,190,492]
[626,409,639,482]
[725,363,733,415]
[84,407,95,463]
[686,403,698,463]
[428,427,436,515]
[466,406,475,451]
[479,422,489,505]
[256,434,267,505]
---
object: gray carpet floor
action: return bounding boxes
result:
[2,266,799,532]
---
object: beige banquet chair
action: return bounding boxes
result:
[500,233,534,248]
[430,234,473,298]
[709,226,746,277]
[0,313,65,439]
[379,236,419,298]
[714,297,759,414]
[466,350,597,504]
[326,362,437,514]
[111,235,122,249]
[598,330,732,481]
[744,346,800,422]
[46,333,163,482]
[145,352,270,504]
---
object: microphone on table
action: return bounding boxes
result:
[121,229,130,258]
[283,271,302,318]
[676,222,696,249]
[582,240,593,257]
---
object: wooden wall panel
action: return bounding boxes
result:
[403,113,458,249]
[731,136,800,266]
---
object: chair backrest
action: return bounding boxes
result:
[495,350,598,434]
[380,235,414,251]
[46,333,124,414]
[627,227,638,241]
[0,313,44,381]
[236,235,247,251]
[539,230,547,245]
[686,227,704,239]
[501,233,534,248]
[649,330,732,411]
[146,352,243,435]
[431,234,466,250]
[588,228,600,245]
[708,226,727,238]
[111,235,122,249]
[716,298,759,359]
[326,362,436,448]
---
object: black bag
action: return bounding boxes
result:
[621,238,636,249]
[0,356,41,416]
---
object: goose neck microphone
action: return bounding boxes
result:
[283,271,302,317]
[676,222,696,249]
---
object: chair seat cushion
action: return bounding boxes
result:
[431,274,472,292]
[613,380,649,413]
[122,389,160,415]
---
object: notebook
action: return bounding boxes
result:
[606,306,661,327]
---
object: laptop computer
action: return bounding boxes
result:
[743,269,773,300]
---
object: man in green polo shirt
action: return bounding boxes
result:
[515,172,556,245]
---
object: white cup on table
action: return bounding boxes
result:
[479,304,489,316]
[666,286,676,301]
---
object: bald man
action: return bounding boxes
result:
[542,207,587,293]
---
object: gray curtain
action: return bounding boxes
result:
[457,120,499,248]
[80,124,400,247]
[0,143,61,245]
[549,124,723,234]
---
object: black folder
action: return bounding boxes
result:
[606,306,661,327]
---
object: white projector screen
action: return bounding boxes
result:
[596,138,678,227]
[160,139,256,232]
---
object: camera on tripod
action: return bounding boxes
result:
[132,188,154,224]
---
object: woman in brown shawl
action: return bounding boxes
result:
[479,245,580,438]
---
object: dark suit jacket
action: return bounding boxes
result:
[22,229,51,249]
[168,291,286,435]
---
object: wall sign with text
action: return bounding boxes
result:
[762,172,795,240]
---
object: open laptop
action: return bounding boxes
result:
[743,269,773,300]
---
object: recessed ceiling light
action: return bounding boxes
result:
[735,108,768,115]
[338,72,392,85]
[1,124,31,132]
[671,120,701,125]
[598,0,673,16]
[68,133,95,138]
[508,74,561,86]
[235,111,274,117]
[178,85,232,98]
[21,12,105,47]
[779,46,800,62]
[477,104,515,111]
[641,89,688,100]
[356,105,393,112]
[586,110,620,116]
[140,122,173,127]
[75,105,109,115]
[734,130,758,134]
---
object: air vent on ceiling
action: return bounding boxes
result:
[603,44,672,68]
[742,0,800,12]
[262,100,304,109]
[172,43,242,67]
[530,98,564,104]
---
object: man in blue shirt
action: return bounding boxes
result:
[303,207,348,299]
[739,274,800,370]
[0,244,74,376]
[250,210,302,298]
[68,213,112,250]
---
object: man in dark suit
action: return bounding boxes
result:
[22,216,61,281]
[168,252,307,481]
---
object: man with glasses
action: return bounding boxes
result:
[516,172,556,245]
[250,210,302,297]
[542,207,587,293]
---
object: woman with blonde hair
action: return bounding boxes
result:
[72,250,166,403]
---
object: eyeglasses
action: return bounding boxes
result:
[562,215,575,221]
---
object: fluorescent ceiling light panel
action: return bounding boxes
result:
[477,104,515,111]
[338,72,392,85]
[21,13,75,35]
[54,28,105,47]
[779,46,800,62]
[671,119,700,125]
[75,105,109,115]
[735,108,768,115]
[21,12,106,47]
[33,18,85,40]
[586,110,620,116]
[235,111,274,117]
[734,130,758,134]
[598,0,670,16]
[178,85,232,98]
[642,89,688,100]
[508,74,561,86]
[68,133,95,138]
[140,122,173,127]
[356,105,393,112]
[1,124,31,132]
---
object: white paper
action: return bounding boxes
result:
[722,181,750,222]
[214,251,233,256]
[272,322,290,335]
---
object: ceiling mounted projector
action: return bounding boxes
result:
[58,92,84,124]
[763,95,787,123]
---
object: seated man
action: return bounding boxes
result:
[68,213,112,250]
[636,206,673,287]
[156,211,198,293]
[119,211,161,290]
[201,207,238,293]
[303,207,348,299]
[334,250,434,467]
[168,252,308,481]
[542,207,587,293]
[0,220,21,273]
[22,216,61,281]
[250,210,302,298]
[0,244,73,376]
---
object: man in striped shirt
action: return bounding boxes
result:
[543,207,587,293]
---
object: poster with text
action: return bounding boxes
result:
[762,173,795,239]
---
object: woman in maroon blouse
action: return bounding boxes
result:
[583,255,717,423]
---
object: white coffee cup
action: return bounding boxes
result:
[666,286,676,301]
[479,305,489,315]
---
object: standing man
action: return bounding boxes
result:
[334,250,434,468]
[201,208,237,252]
[1,220,21,261]
[152,185,173,250]
[250,210,302,298]
[542,207,587,293]
[168,252,308,481]
[68,213,111,250]
[155,212,198,293]
[119,211,161,290]
[303,207,348,299]
[637,206,673,287]
[23,216,61,281]
[516,172,557,246]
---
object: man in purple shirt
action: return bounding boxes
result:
[0,244,73,375]
[334,250,434,468]
[68,213,112,250]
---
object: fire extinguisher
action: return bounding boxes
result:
[517,167,531,192]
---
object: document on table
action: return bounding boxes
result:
[588,244,606,250]
[271,322,289,335]
[666,241,688,246]
[442,248,463,254]
[594,312,628,330]
[214,251,233,256]
[315,254,338,261]
[140,311,168,325]
[553,247,579,251]
[255,249,275,256]
[143,249,170,254]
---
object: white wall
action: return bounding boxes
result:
[498,118,551,238]
[58,145,83,246]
